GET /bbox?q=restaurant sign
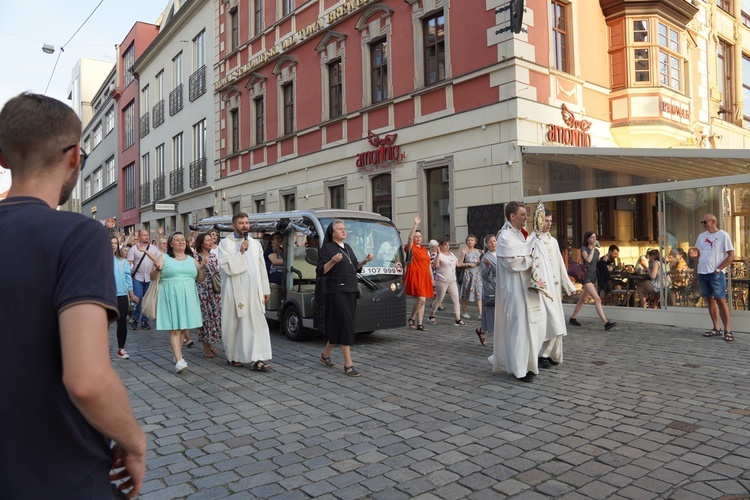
[356,130,406,172]
[547,103,592,147]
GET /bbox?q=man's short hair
[232,212,249,224]
[609,245,620,253]
[0,93,81,173]
[504,201,525,222]
[544,209,552,217]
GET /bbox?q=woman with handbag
[194,233,222,358]
[112,236,138,359]
[150,231,206,373]
[476,234,497,346]
[404,214,435,331]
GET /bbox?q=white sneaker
[117,349,130,359]
[175,358,188,373]
[462,313,471,319]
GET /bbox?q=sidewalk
[113,302,750,499]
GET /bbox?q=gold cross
[238,303,244,309]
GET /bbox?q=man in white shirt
[126,230,160,330]
[696,214,735,341]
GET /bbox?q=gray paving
[113,303,750,499]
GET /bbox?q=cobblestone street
[113,304,750,499]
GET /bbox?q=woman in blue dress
[151,231,205,373]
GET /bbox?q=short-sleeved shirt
[127,242,159,282]
[0,196,118,498]
[695,229,734,274]
[581,246,599,285]
[435,252,458,283]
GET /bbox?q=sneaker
[462,313,471,319]
[175,358,188,373]
[130,320,138,330]
[141,321,151,331]
[604,321,617,331]
[117,349,130,359]
[569,317,582,326]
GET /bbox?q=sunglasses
[700,220,715,225]
[62,144,88,170]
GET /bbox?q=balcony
[189,65,206,102]
[189,157,207,189]
[169,84,183,116]
[170,167,184,195]
[153,100,165,128]
[153,175,165,201]
[139,113,149,138]
[140,182,151,206]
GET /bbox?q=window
[156,144,165,177]
[370,39,388,103]
[230,8,239,51]
[718,40,733,114]
[372,173,392,220]
[231,201,241,215]
[171,133,184,195]
[106,156,115,185]
[632,19,650,83]
[744,0,750,28]
[423,12,446,85]
[657,22,680,91]
[193,119,206,160]
[283,192,296,210]
[425,166,451,240]
[123,102,135,148]
[172,51,183,86]
[172,133,183,172]
[551,0,569,72]
[628,19,684,90]
[254,0,263,35]
[255,97,264,144]
[156,71,164,101]
[93,122,103,148]
[328,60,343,119]
[255,197,266,214]
[123,44,135,86]
[230,108,240,153]
[282,0,294,17]
[84,176,91,199]
[105,107,115,134]
[83,136,91,155]
[94,167,102,193]
[141,85,150,111]
[743,54,750,128]
[124,164,135,209]
[717,0,732,13]
[193,30,205,70]
[283,83,294,135]
[329,185,345,209]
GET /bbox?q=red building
[114,22,159,229]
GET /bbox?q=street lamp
[42,43,55,54]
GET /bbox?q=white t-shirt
[695,229,733,274]
[127,243,160,282]
[435,252,458,283]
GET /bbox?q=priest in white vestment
[218,213,272,371]
[538,210,576,367]
[490,201,547,382]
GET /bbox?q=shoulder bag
[141,277,159,321]
[211,274,221,294]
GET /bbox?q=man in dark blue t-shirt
[0,93,146,499]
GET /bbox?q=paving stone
[534,479,575,497]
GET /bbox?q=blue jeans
[132,279,151,324]
[698,272,726,299]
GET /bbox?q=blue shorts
[698,272,727,299]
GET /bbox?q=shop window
[370,39,389,103]
[423,11,445,85]
[425,166,450,240]
[551,0,570,73]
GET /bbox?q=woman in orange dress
[404,215,435,330]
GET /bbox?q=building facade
[208,0,750,330]
[81,68,120,224]
[133,0,216,236]
[114,22,160,229]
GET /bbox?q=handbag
[141,278,159,321]
[568,261,586,282]
[211,274,221,294]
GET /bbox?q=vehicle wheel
[282,305,305,341]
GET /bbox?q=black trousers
[116,295,129,349]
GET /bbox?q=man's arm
[60,304,147,498]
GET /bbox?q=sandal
[475,328,487,346]
[319,353,335,368]
[416,324,425,331]
[455,319,467,326]
[428,316,437,325]
[203,351,216,358]
[186,340,195,348]
[251,360,271,372]
[408,318,416,330]
[703,328,722,337]
[724,331,735,342]
[344,365,361,377]
[226,360,244,367]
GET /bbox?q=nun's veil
[323,219,344,245]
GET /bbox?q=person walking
[151,232,206,373]
[317,220,373,376]
[458,234,483,319]
[476,234,497,346]
[194,233,222,358]
[569,231,617,330]
[696,214,735,341]
[403,215,434,331]
[428,237,466,326]
[127,229,160,330]
[0,92,146,498]
[112,236,139,360]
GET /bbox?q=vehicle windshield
[319,217,404,282]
